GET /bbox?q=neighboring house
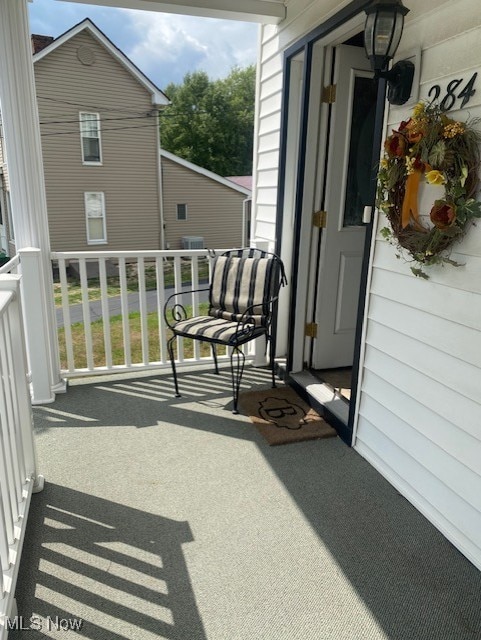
[227,176,253,243]
[0,19,170,254]
[160,149,251,250]
[0,19,249,255]
[32,19,169,252]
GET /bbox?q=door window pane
[343,77,377,226]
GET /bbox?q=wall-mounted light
[364,0,415,105]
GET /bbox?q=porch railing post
[0,273,43,635]
[18,248,60,405]
[0,274,43,489]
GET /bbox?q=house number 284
[428,72,477,110]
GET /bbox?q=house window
[80,112,102,164]
[85,192,106,243]
[177,204,187,220]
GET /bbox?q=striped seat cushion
[173,316,263,344]
[209,256,278,325]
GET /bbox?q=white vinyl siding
[254,0,481,571]
[353,0,481,571]
[85,191,106,243]
[80,112,102,164]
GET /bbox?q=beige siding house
[30,19,169,252]
[0,20,250,254]
[160,149,251,250]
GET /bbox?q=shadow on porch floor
[12,365,481,639]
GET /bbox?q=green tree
[160,66,255,176]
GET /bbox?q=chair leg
[230,345,245,414]
[212,344,219,374]
[167,335,181,398]
[269,333,277,389]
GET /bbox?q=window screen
[85,192,106,243]
[80,112,101,163]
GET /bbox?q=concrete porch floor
[12,365,481,640]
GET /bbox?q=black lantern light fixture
[364,0,414,105]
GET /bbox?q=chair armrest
[233,296,279,341]
[163,288,210,329]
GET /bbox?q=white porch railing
[51,249,257,378]
[0,256,20,276]
[0,273,43,637]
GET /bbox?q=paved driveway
[56,284,210,326]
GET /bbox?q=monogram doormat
[238,386,337,446]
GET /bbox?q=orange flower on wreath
[385,131,407,157]
[399,118,424,144]
[430,200,457,229]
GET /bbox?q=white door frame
[285,14,367,373]
[277,5,388,443]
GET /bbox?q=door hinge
[322,84,336,103]
[312,210,327,228]
[305,322,318,338]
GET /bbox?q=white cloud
[28,0,258,88]
[123,11,258,88]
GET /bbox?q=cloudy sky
[28,0,259,90]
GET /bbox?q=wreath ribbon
[401,163,432,230]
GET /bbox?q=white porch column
[0,0,64,399]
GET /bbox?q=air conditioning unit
[181,236,204,250]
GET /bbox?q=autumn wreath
[377,102,481,277]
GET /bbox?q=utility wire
[37,94,164,115]
[39,114,206,136]
[37,94,253,122]
[39,111,213,126]
[40,113,156,126]
[39,109,253,136]
[41,122,164,136]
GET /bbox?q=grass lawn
[57,304,226,370]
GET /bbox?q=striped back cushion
[209,256,278,324]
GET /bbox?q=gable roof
[160,149,252,196]
[226,176,253,191]
[33,18,170,107]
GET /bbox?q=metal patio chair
[164,248,287,413]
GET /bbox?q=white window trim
[177,203,188,221]
[80,112,102,165]
[84,191,107,244]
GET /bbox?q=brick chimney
[31,34,54,54]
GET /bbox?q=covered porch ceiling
[59,0,286,24]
